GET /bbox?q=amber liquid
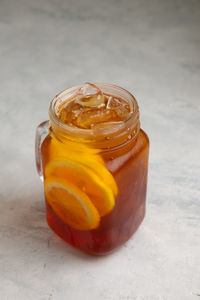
[42,130,149,255]
[42,89,149,255]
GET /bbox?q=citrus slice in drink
[44,177,100,230]
[45,159,115,216]
[81,158,118,196]
[49,138,118,196]
[49,137,103,159]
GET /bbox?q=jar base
[46,201,146,256]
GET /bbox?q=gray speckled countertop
[0,0,200,299]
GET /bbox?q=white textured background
[0,0,200,299]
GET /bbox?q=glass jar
[35,83,149,255]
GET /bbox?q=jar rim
[49,82,140,148]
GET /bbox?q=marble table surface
[0,0,199,299]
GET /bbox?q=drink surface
[57,83,132,129]
[41,83,149,255]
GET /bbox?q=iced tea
[37,83,149,255]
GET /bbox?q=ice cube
[77,83,102,98]
[75,83,105,108]
[106,96,114,109]
[92,121,124,131]
[74,107,119,129]
[106,96,131,120]
[58,84,132,129]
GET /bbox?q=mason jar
[35,83,149,255]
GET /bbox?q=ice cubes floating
[58,83,131,129]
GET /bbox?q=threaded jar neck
[49,83,140,149]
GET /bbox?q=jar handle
[35,120,49,181]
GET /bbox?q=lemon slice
[44,177,100,230]
[45,159,115,216]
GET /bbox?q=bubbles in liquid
[58,83,131,129]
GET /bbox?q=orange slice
[45,159,115,216]
[49,137,104,162]
[49,138,118,196]
[44,177,100,230]
[80,158,118,196]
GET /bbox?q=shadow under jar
[35,83,149,255]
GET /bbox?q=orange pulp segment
[45,159,115,217]
[49,138,118,196]
[44,177,100,230]
[49,137,104,161]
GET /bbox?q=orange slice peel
[44,137,118,230]
[44,177,100,230]
[45,159,115,217]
